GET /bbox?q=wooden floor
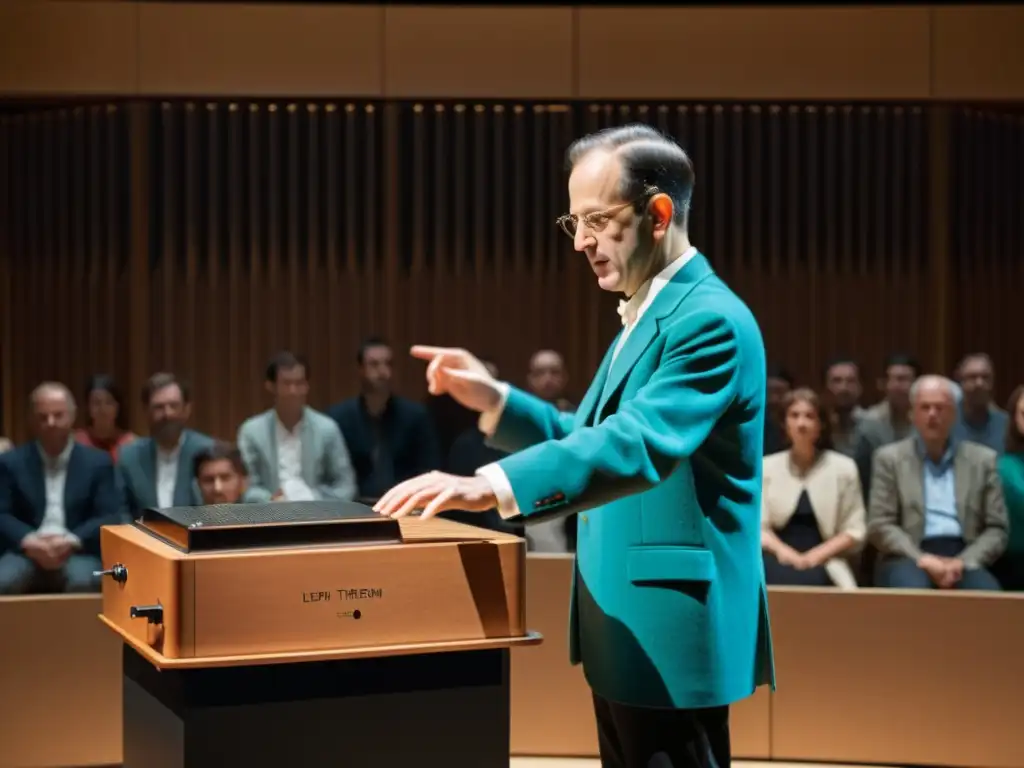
[511,761,895,768]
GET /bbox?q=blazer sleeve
[836,461,867,548]
[487,386,576,456]
[70,457,121,555]
[317,420,357,501]
[237,422,273,502]
[495,311,742,522]
[959,452,1009,568]
[867,449,923,561]
[0,457,34,550]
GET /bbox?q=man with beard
[823,358,865,457]
[118,373,213,516]
[954,353,1009,454]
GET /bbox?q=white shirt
[156,437,183,509]
[276,416,316,501]
[37,439,76,539]
[478,248,698,521]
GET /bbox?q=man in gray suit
[237,352,356,503]
[868,375,1007,590]
[119,373,213,517]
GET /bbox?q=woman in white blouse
[761,388,866,589]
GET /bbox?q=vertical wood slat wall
[0,100,1019,442]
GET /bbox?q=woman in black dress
[760,388,867,588]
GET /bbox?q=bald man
[868,375,1007,590]
[0,383,122,594]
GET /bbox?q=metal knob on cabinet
[93,563,128,584]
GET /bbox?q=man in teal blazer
[376,125,774,767]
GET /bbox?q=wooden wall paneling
[949,108,1024,401]
[136,2,385,97]
[0,116,10,436]
[2,5,1023,102]
[931,5,1024,101]
[126,102,151,433]
[3,99,1023,439]
[575,7,931,100]
[382,7,575,99]
[0,0,138,97]
[0,104,132,443]
[768,588,1024,768]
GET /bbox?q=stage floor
[511,761,895,768]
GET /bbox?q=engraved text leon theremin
[302,588,384,603]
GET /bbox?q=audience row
[0,341,1021,595]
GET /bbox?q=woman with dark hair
[994,385,1024,590]
[761,388,866,588]
[74,374,136,462]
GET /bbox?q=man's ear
[649,193,674,235]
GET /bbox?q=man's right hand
[410,346,502,413]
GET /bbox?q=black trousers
[593,694,730,768]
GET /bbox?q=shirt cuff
[476,462,522,520]
[478,382,511,437]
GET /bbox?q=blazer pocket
[627,545,716,584]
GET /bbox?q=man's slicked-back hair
[565,124,694,226]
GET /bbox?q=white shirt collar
[617,247,697,327]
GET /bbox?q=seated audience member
[763,365,793,455]
[954,353,1010,454]
[194,442,260,505]
[445,358,522,537]
[119,373,212,517]
[526,349,575,413]
[328,338,439,503]
[868,375,1007,590]
[0,383,121,594]
[823,358,865,457]
[74,374,136,462]
[525,349,578,550]
[994,385,1024,590]
[854,353,919,498]
[239,352,356,502]
[761,388,866,589]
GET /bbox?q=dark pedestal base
[122,643,510,768]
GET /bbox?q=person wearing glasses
[374,124,774,768]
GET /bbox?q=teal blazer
[491,253,775,709]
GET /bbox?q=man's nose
[573,227,592,252]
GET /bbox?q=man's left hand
[373,472,498,520]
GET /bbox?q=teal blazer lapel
[575,330,621,428]
[596,253,714,418]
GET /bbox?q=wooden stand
[97,508,541,766]
[116,627,541,768]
